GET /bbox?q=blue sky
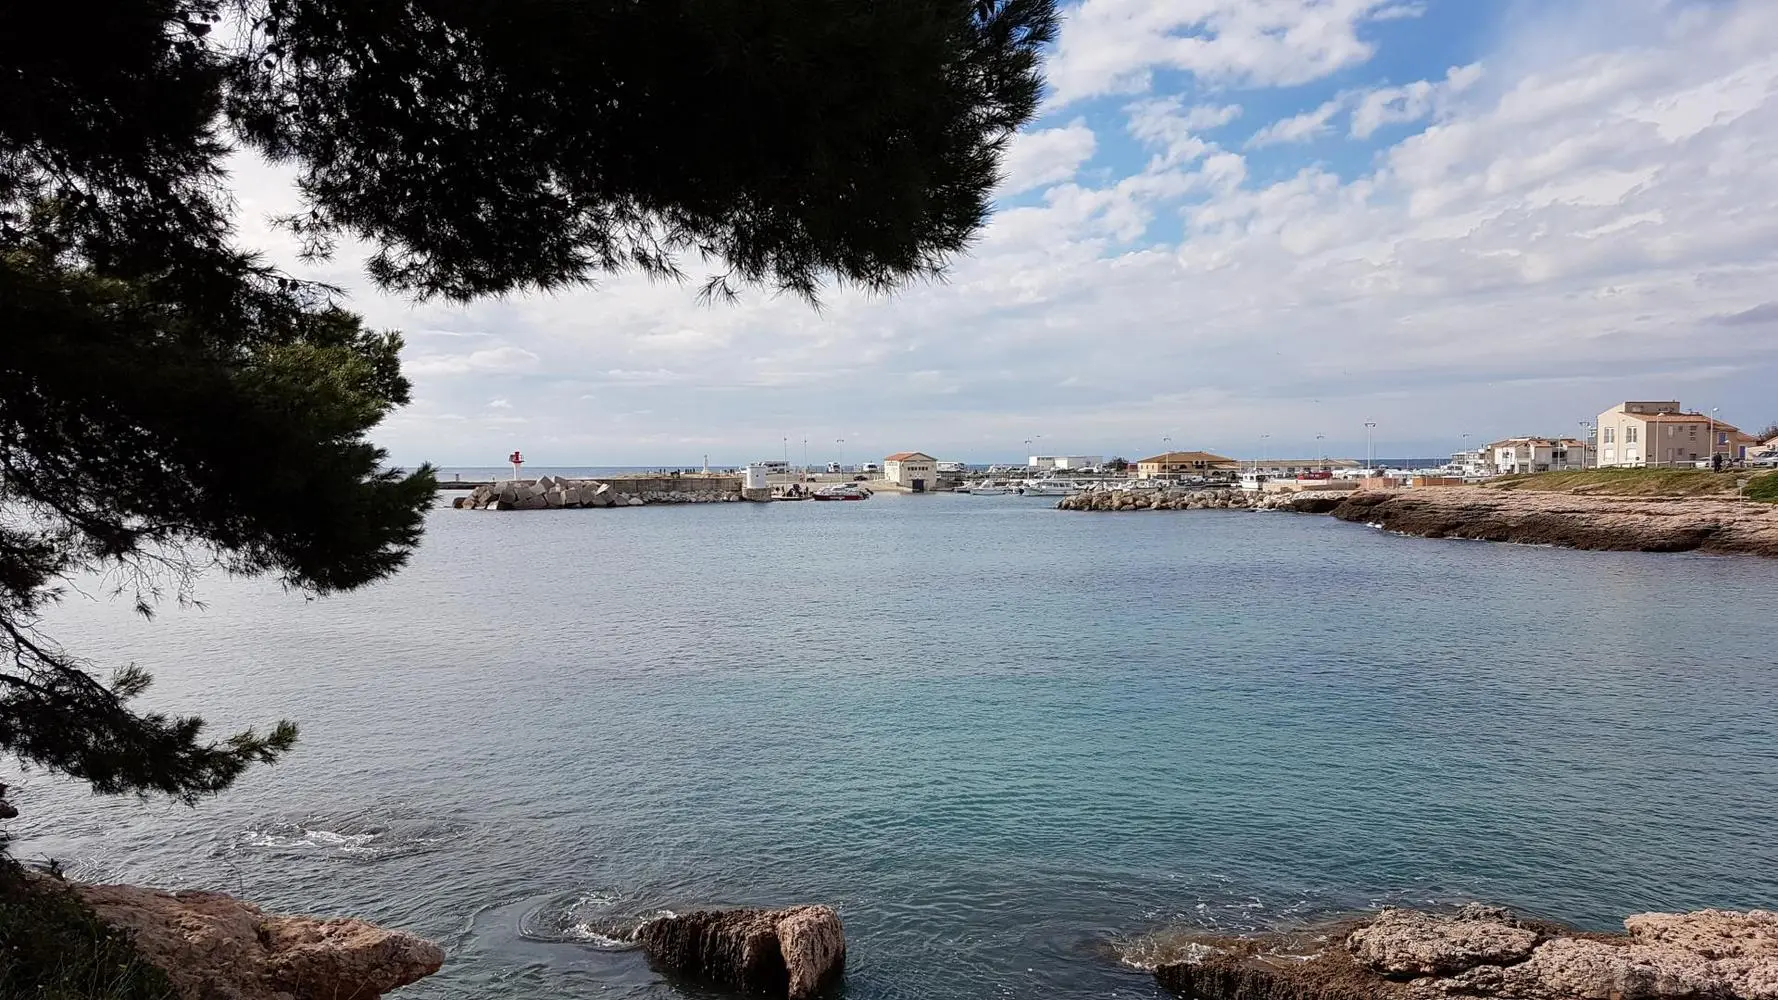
[232,0,1778,466]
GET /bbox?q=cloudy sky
[236,0,1778,467]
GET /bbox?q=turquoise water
[10,493,1778,998]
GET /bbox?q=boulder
[515,495,548,510]
[1349,907,1540,977]
[626,496,645,506]
[637,905,844,1000]
[65,881,442,1000]
[544,489,565,509]
[586,484,615,508]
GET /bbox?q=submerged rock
[1148,905,1778,1000]
[637,905,844,1000]
[63,880,443,1000]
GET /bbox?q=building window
[1626,426,1638,443]
[1603,427,1615,444]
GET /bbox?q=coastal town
[449,399,1778,509]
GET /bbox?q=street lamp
[836,438,844,472]
[1364,421,1377,472]
[1315,433,1327,469]
[1259,433,1271,470]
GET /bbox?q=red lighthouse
[508,450,524,480]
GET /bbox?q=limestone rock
[1626,911,1778,961]
[626,496,644,506]
[586,484,615,508]
[65,881,443,1000]
[1349,907,1540,976]
[1502,938,1722,1000]
[637,905,844,1000]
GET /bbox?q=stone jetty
[1134,904,1778,1000]
[451,475,747,510]
[1056,487,1321,512]
[637,905,846,1000]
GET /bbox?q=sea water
[10,493,1778,998]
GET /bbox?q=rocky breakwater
[1319,487,1778,559]
[1057,488,1323,512]
[56,878,443,1000]
[1139,904,1778,1000]
[637,905,845,1000]
[452,475,745,510]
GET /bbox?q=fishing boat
[812,485,870,501]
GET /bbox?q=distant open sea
[11,493,1777,999]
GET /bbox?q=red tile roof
[884,452,935,462]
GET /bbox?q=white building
[1486,437,1592,474]
[1445,449,1493,476]
[884,452,939,492]
[1029,455,1103,470]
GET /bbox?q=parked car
[1749,450,1778,467]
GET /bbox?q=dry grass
[1747,471,1778,504]
[1486,468,1743,497]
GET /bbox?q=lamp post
[1258,433,1271,471]
[1364,421,1377,472]
[1316,433,1327,469]
[836,438,844,472]
[1578,421,1592,470]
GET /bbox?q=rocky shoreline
[35,876,445,1000]
[1056,487,1314,512]
[1131,904,1778,1000]
[1057,486,1778,558]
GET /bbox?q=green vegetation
[0,861,173,1000]
[1486,468,1744,496]
[3,1,1057,820]
[1747,471,1778,504]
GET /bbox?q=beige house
[883,452,938,491]
[1596,401,1757,467]
[1486,437,1592,474]
[1135,451,1239,480]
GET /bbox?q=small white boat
[1238,470,1269,492]
[1021,479,1082,496]
[969,482,1013,495]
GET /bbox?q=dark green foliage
[1,0,1054,811]
[228,0,1057,300]
[0,861,177,1000]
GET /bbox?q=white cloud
[1247,98,1346,147]
[1350,63,1484,138]
[488,398,511,409]
[999,122,1098,195]
[405,346,540,377]
[1126,97,1240,169]
[1047,0,1419,104]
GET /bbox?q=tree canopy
[0,0,1057,816]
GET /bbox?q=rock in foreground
[68,881,443,1000]
[1148,905,1778,1000]
[638,905,845,999]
